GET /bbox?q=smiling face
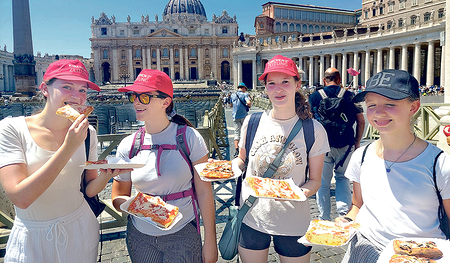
[132,91,170,121]
[365,92,419,136]
[265,72,300,111]
[42,78,88,109]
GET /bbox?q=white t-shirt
[114,122,209,236]
[0,116,98,221]
[345,142,450,249]
[239,111,330,236]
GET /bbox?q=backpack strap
[303,118,315,182]
[432,150,450,239]
[85,129,90,161]
[318,89,328,99]
[337,87,346,98]
[360,142,372,165]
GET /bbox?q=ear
[296,79,302,91]
[410,100,420,115]
[40,83,49,98]
[162,97,172,108]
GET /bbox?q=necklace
[384,134,416,173]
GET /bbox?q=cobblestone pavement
[0,107,348,262]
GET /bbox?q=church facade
[90,0,238,85]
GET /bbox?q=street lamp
[119,72,130,87]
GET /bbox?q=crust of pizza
[200,160,234,179]
[127,192,179,228]
[389,254,437,263]
[393,240,443,259]
[304,219,360,246]
[246,177,301,200]
[85,159,108,165]
[56,104,94,121]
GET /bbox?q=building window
[399,0,405,9]
[101,28,107,35]
[152,51,156,58]
[103,49,108,59]
[223,48,228,58]
[388,3,394,12]
[204,29,209,35]
[411,15,417,25]
[398,18,404,27]
[175,49,179,58]
[163,48,169,57]
[379,6,383,15]
[424,12,431,22]
[205,48,209,58]
[190,48,196,57]
[372,9,376,17]
[151,29,155,33]
[189,28,195,34]
[222,26,228,34]
[438,9,444,18]
[120,30,125,36]
[387,21,393,29]
[134,29,139,35]
[121,50,126,59]
[365,11,369,18]
[411,0,417,6]
[174,29,178,33]
[135,49,141,58]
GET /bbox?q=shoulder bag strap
[303,118,315,182]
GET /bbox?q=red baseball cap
[118,69,173,98]
[258,55,300,81]
[40,59,100,91]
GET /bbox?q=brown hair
[159,91,194,128]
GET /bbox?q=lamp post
[119,72,130,87]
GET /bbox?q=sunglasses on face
[127,92,167,104]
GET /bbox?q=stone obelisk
[12,0,37,96]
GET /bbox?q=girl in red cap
[111,69,218,263]
[0,59,130,262]
[233,55,329,262]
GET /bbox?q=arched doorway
[101,62,111,84]
[221,61,230,81]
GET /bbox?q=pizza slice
[389,255,437,263]
[127,192,179,228]
[200,160,234,179]
[85,159,108,165]
[56,104,94,121]
[393,240,443,259]
[304,219,360,246]
[246,177,302,200]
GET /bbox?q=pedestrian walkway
[0,106,348,263]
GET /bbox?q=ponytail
[295,92,312,120]
[165,100,194,128]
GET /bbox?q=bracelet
[343,216,353,222]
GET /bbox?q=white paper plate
[297,225,357,247]
[377,237,450,262]
[120,195,183,231]
[80,163,145,170]
[244,176,307,201]
[194,159,242,182]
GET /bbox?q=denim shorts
[239,223,312,257]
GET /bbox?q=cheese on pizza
[304,219,360,246]
[393,240,443,260]
[246,177,301,200]
[85,159,108,165]
[56,104,94,121]
[389,254,437,263]
[200,160,234,179]
[127,192,179,228]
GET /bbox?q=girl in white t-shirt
[0,59,130,263]
[111,69,218,263]
[234,55,329,263]
[339,69,450,263]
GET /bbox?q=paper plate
[195,159,242,182]
[120,195,183,231]
[80,156,145,170]
[377,237,450,262]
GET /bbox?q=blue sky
[0,0,362,58]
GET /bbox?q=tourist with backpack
[231,83,252,158]
[233,55,329,263]
[309,67,365,221]
[338,69,450,262]
[111,69,218,263]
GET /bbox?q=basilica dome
[163,0,207,20]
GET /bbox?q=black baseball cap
[353,69,420,103]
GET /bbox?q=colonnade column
[180,46,184,79]
[401,45,408,71]
[365,50,370,85]
[212,45,217,81]
[128,47,133,79]
[198,46,203,80]
[252,58,257,89]
[353,52,358,87]
[342,53,347,86]
[309,56,314,87]
[413,43,421,81]
[169,46,174,79]
[146,46,151,69]
[237,60,242,87]
[330,54,335,68]
[142,46,146,70]
[389,47,395,69]
[426,41,434,87]
[185,47,189,79]
[441,45,445,87]
[319,55,324,86]
[376,49,383,73]
[156,46,161,71]
[112,46,118,83]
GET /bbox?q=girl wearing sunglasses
[111,69,218,263]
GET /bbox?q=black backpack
[315,88,356,148]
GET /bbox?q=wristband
[343,216,353,222]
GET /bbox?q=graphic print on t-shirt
[250,134,304,179]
